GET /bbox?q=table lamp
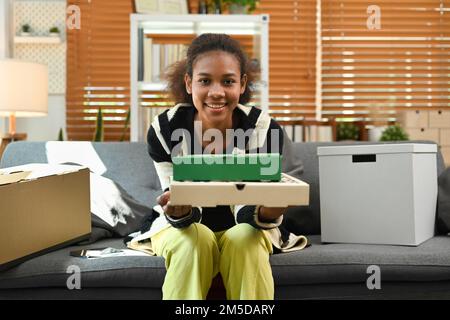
[0,59,48,139]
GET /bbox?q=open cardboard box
[0,164,91,271]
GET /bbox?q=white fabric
[153,161,173,191]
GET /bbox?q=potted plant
[336,122,360,141]
[20,24,31,36]
[222,0,259,14]
[379,124,409,141]
[49,26,60,37]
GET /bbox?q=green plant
[58,128,64,141]
[49,26,60,33]
[222,0,259,13]
[91,108,131,142]
[93,108,104,142]
[379,124,409,141]
[119,109,130,142]
[21,24,31,33]
[336,122,360,141]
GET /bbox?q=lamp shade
[0,59,48,117]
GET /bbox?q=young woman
[143,33,306,300]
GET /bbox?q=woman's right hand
[157,191,192,218]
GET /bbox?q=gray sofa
[1,141,449,300]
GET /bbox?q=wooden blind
[66,0,132,141]
[321,0,450,122]
[256,0,317,118]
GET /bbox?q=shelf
[14,36,62,44]
[139,82,166,91]
[136,14,267,36]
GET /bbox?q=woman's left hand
[258,206,287,222]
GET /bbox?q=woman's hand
[258,206,287,222]
[157,191,192,218]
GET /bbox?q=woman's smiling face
[185,50,247,130]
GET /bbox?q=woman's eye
[199,79,210,85]
[224,79,235,85]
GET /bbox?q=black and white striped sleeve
[147,118,173,192]
[147,110,201,228]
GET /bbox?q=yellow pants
[151,222,274,300]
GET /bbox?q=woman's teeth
[206,104,225,109]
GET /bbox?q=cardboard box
[0,164,91,271]
[318,144,437,246]
[170,173,309,207]
[173,154,282,182]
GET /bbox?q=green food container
[173,153,281,182]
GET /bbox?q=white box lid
[317,143,437,156]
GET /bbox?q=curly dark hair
[164,33,259,105]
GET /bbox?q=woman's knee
[191,223,217,247]
[220,223,266,248]
[156,223,218,255]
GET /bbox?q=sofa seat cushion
[2,235,450,290]
[0,238,166,289]
[270,235,450,286]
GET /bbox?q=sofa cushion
[0,238,166,289]
[1,235,450,290]
[88,171,153,240]
[437,167,450,234]
[271,235,450,286]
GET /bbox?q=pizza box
[170,173,309,207]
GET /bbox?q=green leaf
[379,125,409,141]
[93,108,104,142]
[337,123,360,141]
[119,109,130,142]
[58,128,64,141]
[222,0,259,12]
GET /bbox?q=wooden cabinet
[398,110,450,167]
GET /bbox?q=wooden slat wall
[321,0,450,121]
[66,0,132,141]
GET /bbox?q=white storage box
[170,173,309,207]
[318,143,438,246]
